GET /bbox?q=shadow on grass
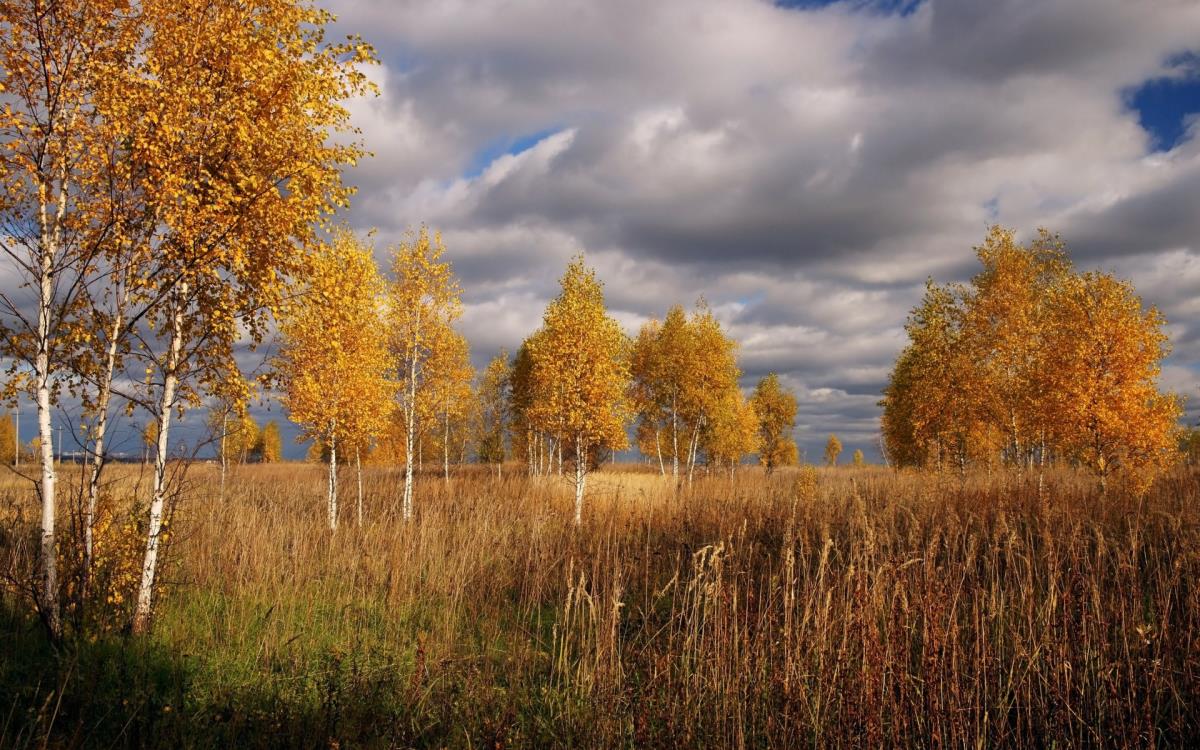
[0,598,587,749]
[0,601,407,748]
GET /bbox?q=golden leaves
[629,301,747,469]
[387,225,468,437]
[524,256,630,452]
[750,373,798,473]
[882,226,1182,490]
[277,229,393,452]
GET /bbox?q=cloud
[315,0,1200,458]
[11,1,1197,461]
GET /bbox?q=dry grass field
[2,462,1200,747]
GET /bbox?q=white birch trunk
[573,432,586,526]
[655,427,665,476]
[327,427,338,532]
[356,446,363,527]
[670,395,680,479]
[35,295,58,634]
[402,314,418,520]
[132,284,186,634]
[84,303,126,581]
[403,400,415,521]
[219,412,228,501]
[35,161,65,635]
[443,410,450,485]
[686,419,702,484]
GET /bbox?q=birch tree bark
[443,411,450,484]
[83,302,125,587]
[574,433,586,526]
[35,246,59,635]
[403,341,417,521]
[133,283,186,634]
[328,426,338,532]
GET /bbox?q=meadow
[2,462,1199,748]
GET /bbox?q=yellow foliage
[824,435,843,467]
[388,227,465,453]
[629,302,746,473]
[751,373,799,474]
[881,226,1182,490]
[277,230,394,459]
[525,256,631,459]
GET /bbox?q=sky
[15,0,1200,463]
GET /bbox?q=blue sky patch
[1126,54,1200,152]
[464,128,562,178]
[775,0,922,15]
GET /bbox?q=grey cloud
[15,0,1193,463]
[317,0,1200,461]
[1060,162,1200,262]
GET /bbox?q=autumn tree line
[0,0,805,640]
[881,226,1185,490]
[0,0,1191,647]
[273,233,805,529]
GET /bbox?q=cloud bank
[316,0,1200,461]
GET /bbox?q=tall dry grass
[2,462,1199,747]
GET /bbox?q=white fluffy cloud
[324,0,1200,459]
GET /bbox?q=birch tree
[277,231,392,531]
[526,257,630,524]
[881,226,1182,490]
[705,390,758,477]
[388,227,462,520]
[119,0,373,633]
[0,413,15,465]
[750,373,798,474]
[1041,272,1181,491]
[629,303,741,481]
[628,307,692,477]
[475,350,510,477]
[423,328,473,483]
[0,0,136,637]
[824,434,843,466]
[257,421,283,463]
[964,226,1070,467]
[681,304,740,481]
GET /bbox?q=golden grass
[2,461,1199,747]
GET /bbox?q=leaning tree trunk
[84,302,125,587]
[671,396,679,480]
[133,284,186,635]
[686,419,702,484]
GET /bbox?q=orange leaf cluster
[881,226,1182,491]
